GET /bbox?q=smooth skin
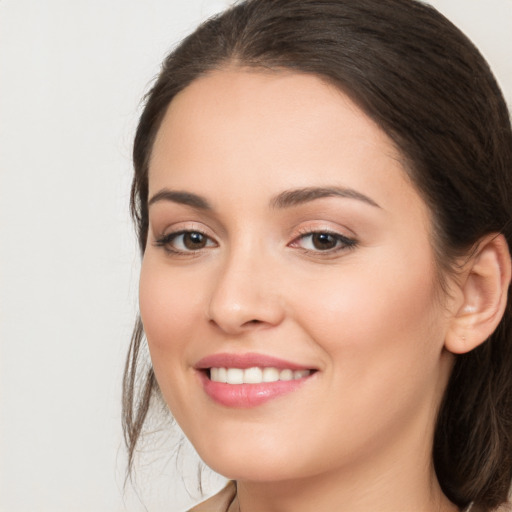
[139,69,510,512]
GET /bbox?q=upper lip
[195,352,315,371]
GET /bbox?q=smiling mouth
[208,367,313,384]
[197,358,317,407]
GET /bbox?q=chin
[195,437,320,483]
[207,459,302,483]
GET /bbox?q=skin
[139,69,461,511]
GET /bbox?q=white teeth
[218,367,227,382]
[226,368,244,384]
[244,367,263,384]
[209,367,311,384]
[280,369,294,381]
[262,367,280,382]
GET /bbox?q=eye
[154,230,217,254]
[290,231,357,253]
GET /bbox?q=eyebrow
[147,185,381,211]
[271,186,381,209]
[148,189,212,210]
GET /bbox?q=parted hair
[123,1,512,509]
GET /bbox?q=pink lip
[195,352,316,408]
[195,352,311,371]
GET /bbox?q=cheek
[291,251,444,378]
[284,254,447,459]
[139,256,201,367]
[138,255,209,423]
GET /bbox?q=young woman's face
[140,70,455,482]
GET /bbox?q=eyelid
[152,219,215,239]
[152,222,219,255]
[288,224,358,255]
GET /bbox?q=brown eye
[290,231,357,254]
[311,233,338,250]
[155,230,216,253]
[183,231,208,250]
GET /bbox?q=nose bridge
[207,235,284,332]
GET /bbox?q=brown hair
[123,1,512,509]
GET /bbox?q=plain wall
[1,1,510,511]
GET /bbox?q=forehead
[149,68,423,217]
[152,68,399,163]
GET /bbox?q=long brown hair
[123,1,512,509]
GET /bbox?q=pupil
[184,232,206,249]
[312,233,336,250]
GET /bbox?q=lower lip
[198,371,312,408]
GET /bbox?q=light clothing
[189,481,238,512]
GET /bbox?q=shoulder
[188,481,238,512]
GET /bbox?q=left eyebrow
[270,186,381,209]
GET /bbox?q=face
[140,69,455,483]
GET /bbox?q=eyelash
[289,229,358,255]
[153,230,216,255]
[153,229,358,256]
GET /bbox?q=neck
[236,465,458,512]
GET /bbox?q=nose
[207,247,285,334]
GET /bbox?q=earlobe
[445,233,511,355]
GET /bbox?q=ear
[445,233,511,355]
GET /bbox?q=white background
[1,1,511,511]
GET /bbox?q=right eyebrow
[147,189,212,210]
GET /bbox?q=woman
[123,0,512,510]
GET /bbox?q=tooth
[218,367,227,383]
[211,366,311,384]
[226,368,244,384]
[244,367,263,384]
[262,367,280,382]
[279,369,294,381]
[293,370,310,379]
[210,368,226,383]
